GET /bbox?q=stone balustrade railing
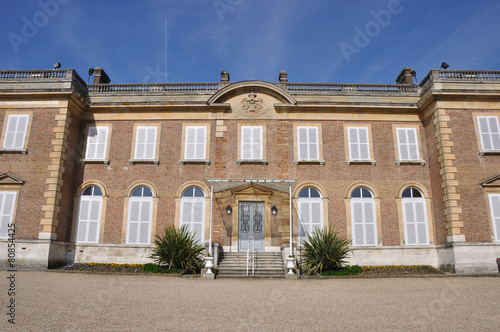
[2,69,500,97]
[88,82,223,93]
[420,69,500,93]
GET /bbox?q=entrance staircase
[217,252,284,278]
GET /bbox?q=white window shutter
[252,127,262,159]
[3,115,29,150]
[0,192,17,239]
[359,128,369,160]
[404,200,429,245]
[352,201,365,245]
[489,194,500,241]
[352,199,377,246]
[398,129,409,160]
[180,199,205,243]
[127,199,152,244]
[398,128,419,160]
[85,126,108,160]
[349,128,359,160]
[348,127,370,160]
[309,127,319,160]
[185,126,206,159]
[298,127,308,159]
[185,127,196,159]
[241,126,262,159]
[135,127,157,159]
[489,117,500,150]
[479,116,500,151]
[241,127,252,159]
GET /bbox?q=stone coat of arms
[241,93,263,116]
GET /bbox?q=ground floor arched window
[180,186,205,243]
[76,185,103,243]
[402,187,429,245]
[126,186,153,244]
[297,187,323,243]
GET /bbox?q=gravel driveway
[1,271,499,331]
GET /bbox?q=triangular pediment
[230,183,274,196]
[481,175,500,187]
[0,173,25,185]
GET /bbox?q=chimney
[279,70,288,82]
[221,70,230,82]
[396,67,414,85]
[93,67,111,84]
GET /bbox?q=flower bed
[320,265,444,277]
[59,262,181,274]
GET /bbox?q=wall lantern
[271,205,278,215]
[226,205,232,215]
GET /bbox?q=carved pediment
[481,175,500,187]
[230,183,274,196]
[0,173,25,185]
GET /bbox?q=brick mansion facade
[0,67,499,273]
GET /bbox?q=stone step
[217,252,285,278]
[217,274,284,279]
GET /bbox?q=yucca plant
[300,227,352,274]
[149,225,205,273]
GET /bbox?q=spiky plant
[300,227,352,274]
[149,225,205,273]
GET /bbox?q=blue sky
[1,0,499,84]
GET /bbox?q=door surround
[230,184,273,250]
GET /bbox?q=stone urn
[205,256,215,274]
[286,257,295,275]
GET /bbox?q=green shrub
[149,225,205,273]
[143,263,180,274]
[320,265,362,276]
[300,227,352,274]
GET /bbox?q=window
[297,187,323,243]
[2,114,29,150]
[76,186,103,243]
[180,186,205,243]
[85,126,109,160]
[184,126,207,159]
[477,116,500,151]
[488,194,500,241]
[126,186,153,244]
[397,128,419,160]
[134,126,158,160]
[241,126,263,160]
[402,187,429,245]
[297,126,319,160]
[346,126,372,161]
[351,187,377,246]
[0,191,17,239]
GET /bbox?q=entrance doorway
[238,201,265,252]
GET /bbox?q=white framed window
[297,126,319,160]
[397,128,419,160]
[184,126,207,160]
[126,186,153,244]
[402,187,429,245]
[488,193,500,241]
[478,116,500,151]
[85,126,109,160]
[348,127,370,160]
[134,126,157,160]
[351,187,377,246]
[0,191,17,239]
[2,114,29,150]
[180,186,205,243]
[241,126,263,160]
[297,187,323,243]
[76,186,103,243]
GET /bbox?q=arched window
[402,187,429,245]
[126,186,153,244]
[297,187,323,242]
[76,185,103,243]
[180,186,205,243]
[351,187,377,246]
